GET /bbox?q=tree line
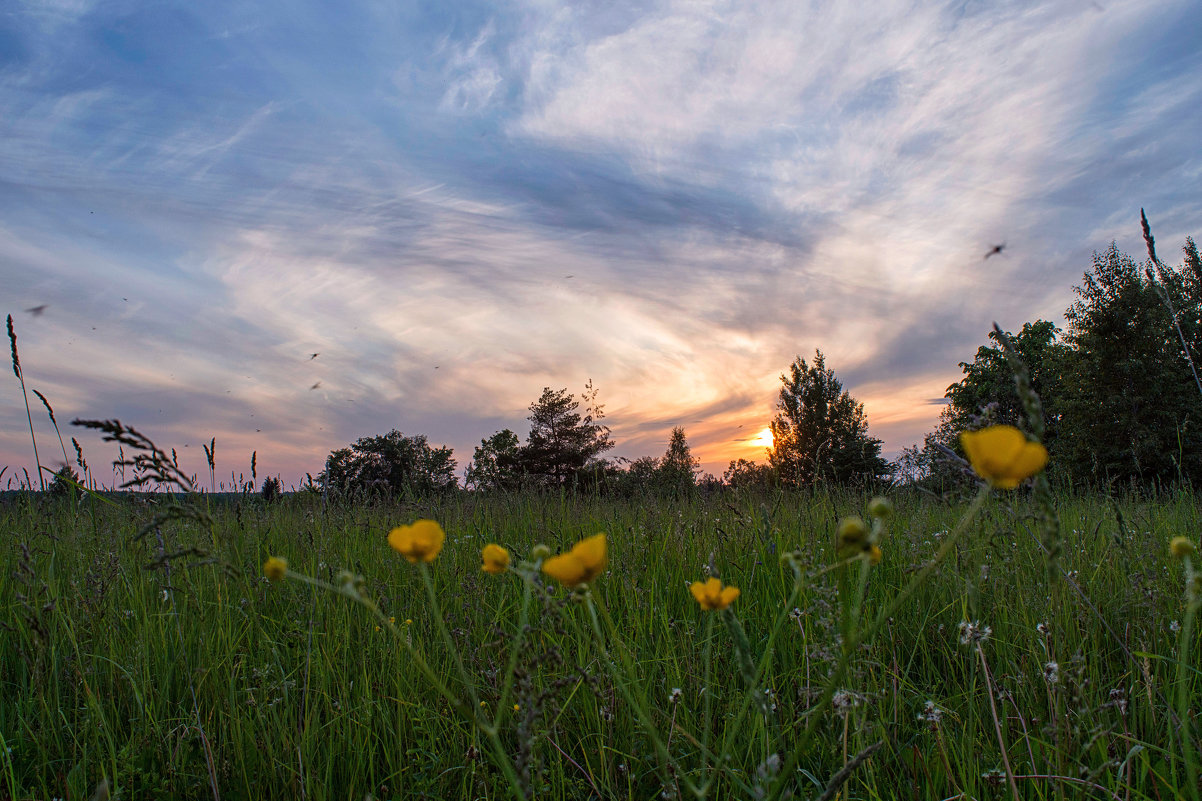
[902,236,1202,490]
[315,232,1200,498]
[315,350,889,497]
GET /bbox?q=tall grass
[0,484,1196,800]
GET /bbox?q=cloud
[2,0,1200,486]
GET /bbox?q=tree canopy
[520,384,615,488]
[1057,239,1202,484]
[320,430,457,497]
[920,236,1202,488]
[768,351,889,487]
[465,429,523,492]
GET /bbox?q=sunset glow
[1,1,1198,487]
[753,428,774,449]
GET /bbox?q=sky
[2,0,1201,490]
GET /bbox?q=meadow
[1,480,1198,800]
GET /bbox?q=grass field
[1,482,1198,801]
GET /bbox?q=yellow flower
[513,703,520,712]
[388,520,446,563]
[689,577,740,611]
[1170,536,1196,559]
[868,496,893,518]
[837,516,868,556]
[481,544,511,574]
[541,533,607,587]
[959,425,1048,489]
[404,618,413,626]
[867,545,882,565]
[263,556,288,582]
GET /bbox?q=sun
[751,427,774,448]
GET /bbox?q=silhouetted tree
[47,465,80,497]
[1057,240,1202,484]
[768,350,888,487]
[921,320,1068,486]
[908,236,1202,488]
[465,429,523,491]
[320,430,457,496]
[941,321,1066,441]
[722,459,776,490]
[656,426,699,496]
[260,475,283,502]
[619,456,660,495]
[519,384,614,487]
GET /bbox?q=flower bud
[1170,536,1196,559]
[531,544,552,561]
[868,496,893,519]
[837,516,868,547]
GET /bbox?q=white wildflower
[917,700,943,726]
[958,620,992,646]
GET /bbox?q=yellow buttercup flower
[960,425,1048,489]
[1170,536,1196,559]
[867,545,882,565]
[263,556,288,582]
[481,544,511,574]
[388,520,446,563]
[541,533,607,587]
[689,577,740,611]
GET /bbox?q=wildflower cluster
[248,451,1060,801]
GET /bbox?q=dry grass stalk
[7,314,44,490]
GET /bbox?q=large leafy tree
[465,429,523,491]
[937,320,1068,454]
[722,458,776,490]
[519,384,614,487]
[768,350,888,486]
[899,324,1046,489]
[320,430,457,496]
[1057,240,1202,484]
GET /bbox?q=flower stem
[1176,558,1201,801]
[977,643,1021,801]
[495,568,535,726]
[419,563,482,711]
[765,484,991,801]
[698,613,715,796]
[588,591,700,799]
